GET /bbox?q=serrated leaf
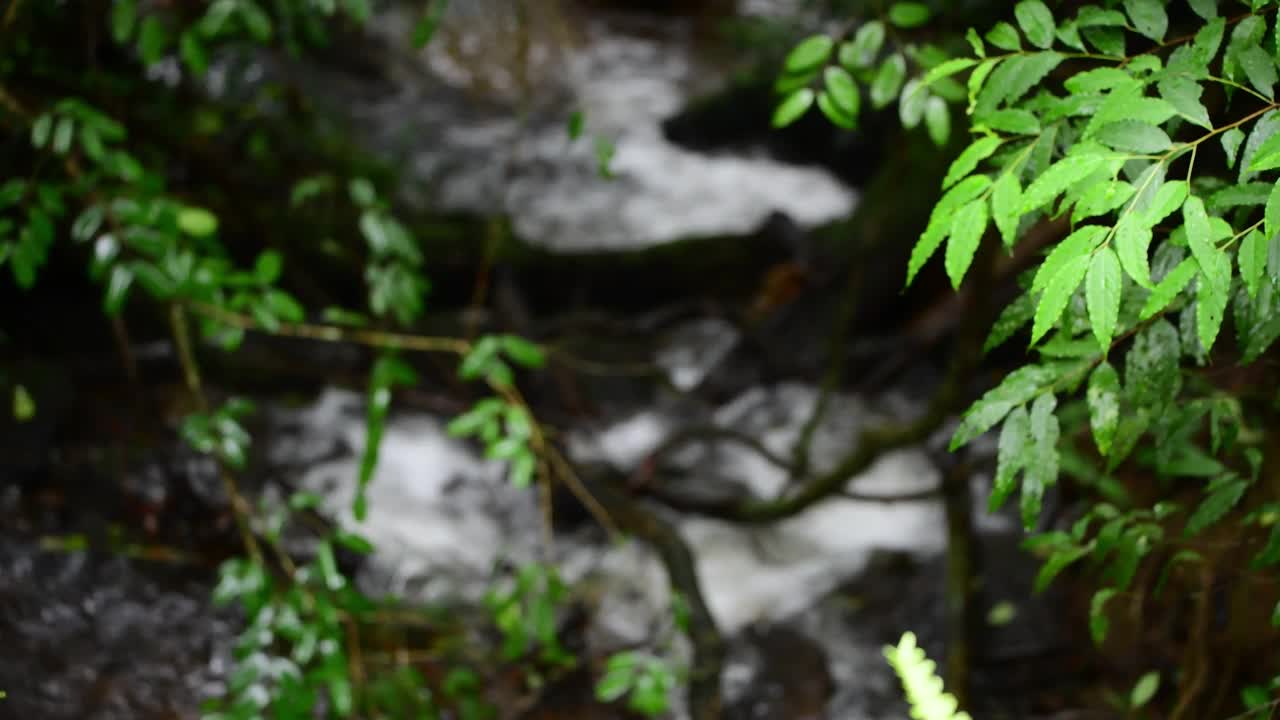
[1014,1,1055,49]
[1096,121,1171,153]
[992,172,1022,248]
[1065,67,1138,95]
[1032,253,1091,345]
[1126,319,1181,407]
[1240,44,1278,98]
[785,35,834,73]
[1082,26,1126,57]
[1241,110,1280,181]
[887,2,930,28]
[1022,393,1059,529]
[870,54,907,109]
[1092,94,1177,130]
[1088,362,1121,455]
[1123,0,1167,41]
[985,292,1034,353]
[907,175,992,286]
[1197,273,1229,353]
[1035,545,1090,593]
[951,364,1057,450]
[976,52,1063,116]
[1140,258,1197,319]
[772,88,814,128]
[1183,196,1228,290]
[1220,128,1245,168]
[944,137,1003,189]
[1143,179,1188,227]
[990,405,1031,511]
[1208,182,1271,212]
[946,199,988,288]
[1185,478,1247,535]
[921,57,978,91]
[1033,225,1107,295]
[1021,154,1108,214]
[983,109,1040,135]
[1073,181,1136,224]
[1240,229,1267,300]
[1087,248,1123,350]
[1157,76,1211,129]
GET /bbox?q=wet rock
[724,624,833,720]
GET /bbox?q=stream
[0,2,1079,719]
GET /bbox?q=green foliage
[883,632,972,720]
[785,1,1280,710]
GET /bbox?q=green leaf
[1021,154,1108,214]
[924,97,950,146]
[51,117,75,155]
[1073,181,1136,224]
[844,21,885,69]
[966,27,986,57]
[1126,319,1182,407]
[31,114,52,149]
[104,264,134,315]
[1034,545,1090,593]
[991,172,1023,248]
[1123,0,1167,42]
[870,54,907,109]
[1087,361,1121,456]
[990,405,1031,511]
[1188,0,1217,20]
[945,199,988,288]
[943,136,1002,190]
[772,88,814,128]
[1065,68,1138,95]
[596,665,636,703]
[1032,253,1091,345]
[1014,1,1055,49]
[1023,392,1059,529]
[1240,229,1267,300]
[1158,76,1211,129]
[1240,44,1278,98]
[500,334,546,368]
[817,92,856,129]
[1185,477,1247,535]
[1197,274,1229,354]
[888,2,930,28]
[412,0,448,48]
[1183,196,1228,291]
[1082,26,1125,56]
[1033,225,1107,295]
[785,35,834,73]
[238,2,273,42]
[1090,588,1116,645]
[179,30,208,76]
[349,177,377,208]
[1095,121,1171,153]
[920,58,978,91]
[976,52,1063,115]
[950,364,1056,450]
[1092,94,1177,130]
[12,384,35,422]
[509,450,536,488]
[986,292,1034,353]
[112,0,137,43]
[177,207,219,237]
[823,66,859,119]
[983,109,1040,135]
[1086,247,1122,350]
[906,174,992,286]
[985,22,1022,52]
[1143,179,1189,227]
[138,15,169,66]
[898,79,926,128]
[255,250,283,284]
[1140,258,1197,319]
